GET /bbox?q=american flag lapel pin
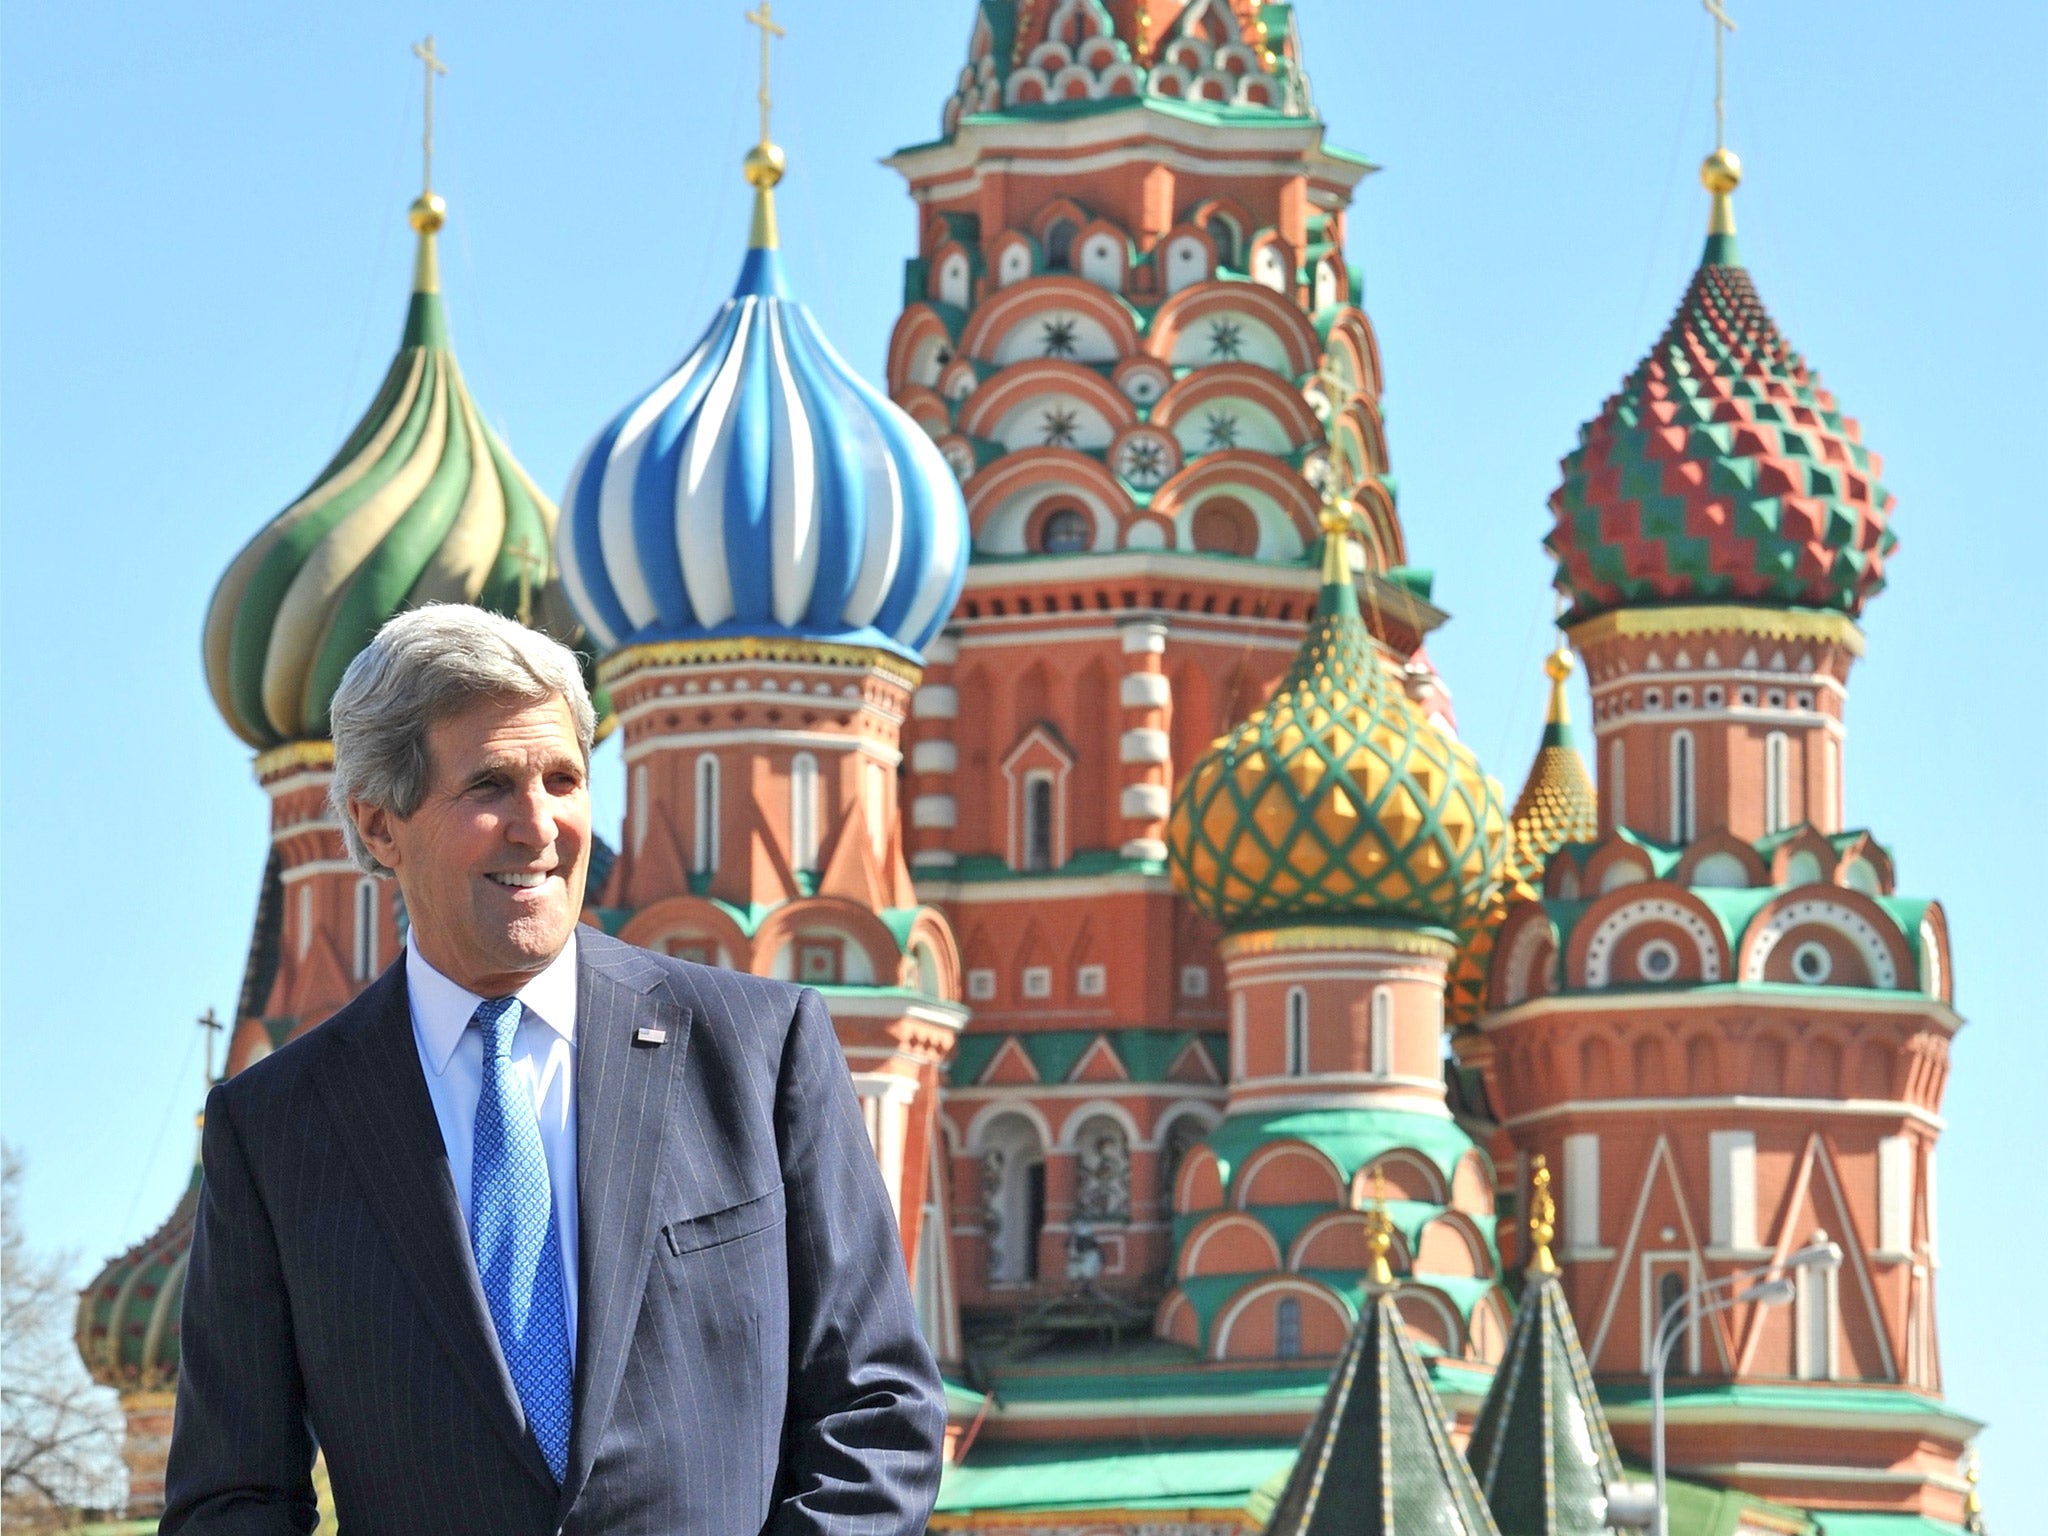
[633,1025,669,1048]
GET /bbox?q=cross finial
[197,1007,225,1088]
[507,536,546,627]
[411,35,450,195]
[744,3,786,148]
[1703,0,1736,152]
[1311,354,1362,585]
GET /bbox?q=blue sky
[4,0,2041,1512]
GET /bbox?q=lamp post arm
[1651,1273,1792,1536]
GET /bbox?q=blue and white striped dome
[557,234,968,665]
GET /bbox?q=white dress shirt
[406,928,580,1356]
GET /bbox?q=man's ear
[349,797,402,873]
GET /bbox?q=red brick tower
[886,0,1449,1322]
[1464,153,1975,1520]
[555,111,975,1357]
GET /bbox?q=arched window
[1231,991,1247,1079]
[980,1116,1047,1285]
[297,882,313,960]
[1204,214,1240,269]
[790,753,820,874]
[1191,497,1256,556]
[1607,738,1626,834]
[1764,732,1790,834]
[1072,1115,1131,1224]
[632,763,650,856]
[1274,1296,1302,1360]
[1038,506,1091,554]
[694,754,720,875]
[1284,988,1309,1076]
[352,877,379,982]
[1368,987,1392,1077]
[1670,730,1696,844]
[1043,217,1078,271]
[1023,772,1055,871]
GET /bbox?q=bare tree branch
[1,1143,126,1527]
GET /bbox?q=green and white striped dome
[204,194,584,749]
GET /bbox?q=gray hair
[328,604,597,873]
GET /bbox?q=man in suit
[163,605,946,1534]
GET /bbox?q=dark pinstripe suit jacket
[162,931,945,1535]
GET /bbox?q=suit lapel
[559,935,692,1515]
[316,956,559,1494]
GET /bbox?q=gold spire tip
[1526,1154,1560,1276]
[1701,148,1740,238]
[409,36,450,290]
[1362,1166,1395,1287]
[1701,1,1739,236]
[1543,645,1574,725]
[1318,500,1354,585]
[742,3,788,248]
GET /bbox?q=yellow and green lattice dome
[1168,530,1508,932]
[1445,646,1599,1027]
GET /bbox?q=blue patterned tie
[469,996,572,1482]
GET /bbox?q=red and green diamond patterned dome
[1547,152,1897,620]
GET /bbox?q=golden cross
[744,3,786,147]
[1703,0,1736,151]
[508,536,545,626]
[412,34,450,193]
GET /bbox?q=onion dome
[77,1157,198,1393]
[1547,150,1897,620]
[941,1,1315,138]
[1260,1199,1501,1536]
[204,191,590,748]
[1466,1159,1625,1534]
[1446,647,1599,1027]
[1168,512,1507,932]
[557,141,968,666]
[1506,648,1600,883]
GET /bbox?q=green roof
[1205,1106,1484,1189]
[1600,1380,1980,1432]
[1804,1516,1966,1536]
[936,1438,1299,1515]
[948,1029,1225,1087]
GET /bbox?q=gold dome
[1444,645,1599,1027]
[1167,545,1507,933]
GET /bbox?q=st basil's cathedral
[74,4,1984,1532]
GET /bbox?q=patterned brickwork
[1548,244,1896,619]
[1167,574,1505,933]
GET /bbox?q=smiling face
[349,693,591,997]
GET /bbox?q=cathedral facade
[78,4,1980,1531]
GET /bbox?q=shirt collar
[406,927,580,1078]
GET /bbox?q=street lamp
[1642,1235,1843,1536]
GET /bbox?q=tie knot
[473,996,523,1058]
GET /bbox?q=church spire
[407,34,449,298]
[742,2,786,251]
[1700,1,1742,263]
